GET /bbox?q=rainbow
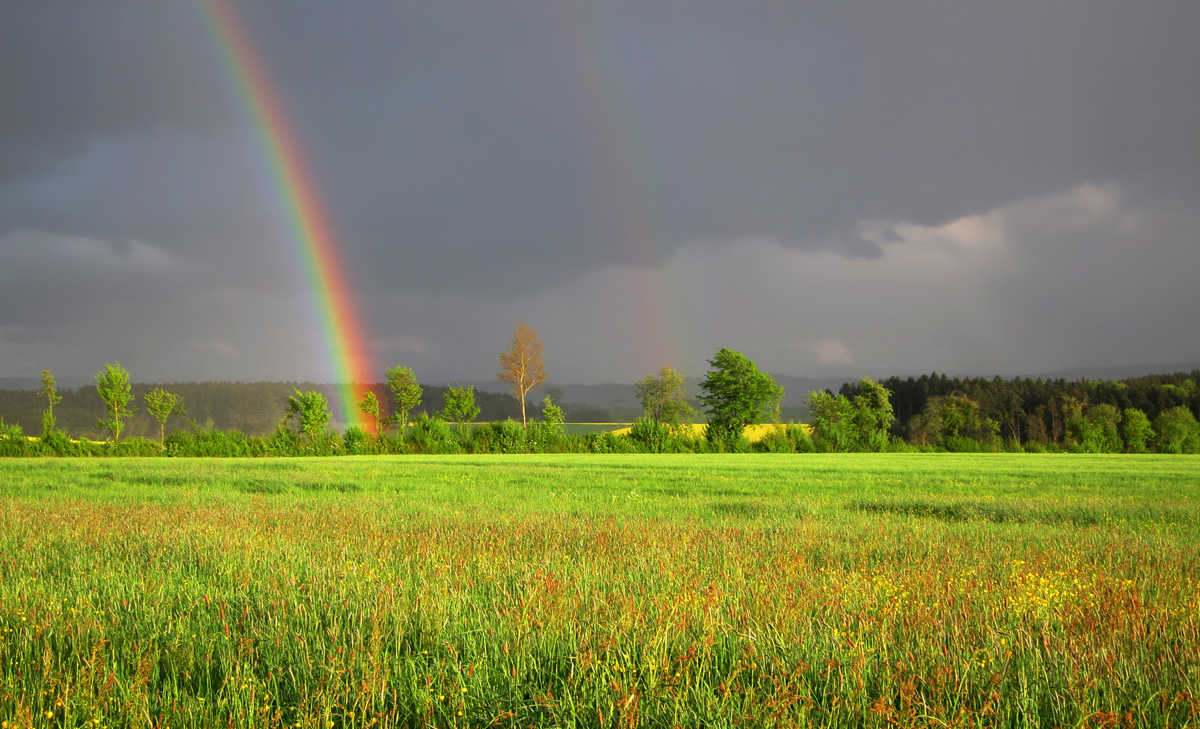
[195,0,373,429]
[546,2,690,374]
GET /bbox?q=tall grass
[0,455,1197,727]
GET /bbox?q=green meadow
[1,454,1198,728]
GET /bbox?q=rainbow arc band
[198,0,373,429]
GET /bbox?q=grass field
[1,454,1198,728]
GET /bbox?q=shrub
[474,420,527,454]
[264,421,299,456]
[526,399,567,453]
[753,424,814,454]
[40,429,73,457]
[526,421,567,453]
[629,416,674,453]
[705,431,751,453]
[582,431,637,454]
[944,436,981,453]
[885,436,920,453]
[0,419,31,457]
[787,424,817,453]
[165,428,259,457]
[342,426,371,455]
[110,437,163,457]
[408,414,460,454]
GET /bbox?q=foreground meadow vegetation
[1,455,1198,728]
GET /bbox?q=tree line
[865,371,1200,453]
[2,323,1198,456]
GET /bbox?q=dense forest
[855,371,1200,448]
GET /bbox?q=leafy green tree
[525,395,568,453]
[541,395,565,427]
[1084,404,1123,453]
[1122,408,1154,454]
[1154,406,1200,454]
[95,362,136,442]
[287,388,332,442]
[938,395,979,443]
[808,391,858,452]
[358,390,385,436]
[849,378,895,452]
[144,387,185,443]
[635,366,697,430]
[698,348,783,447]
[442,385,481,435]
[385,366,422,440]
[810,378,895,452]
[39,369,63,440]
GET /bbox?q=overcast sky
[2,1,1198,385]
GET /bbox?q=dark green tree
[385,366,422,440]
[698,348,783,447]
[442,385,481,435]
[287,389,332,442]
[144,387,185,443]
[95,362,136,442]
[635,366,697,430]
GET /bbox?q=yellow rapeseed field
[608,422,811,442]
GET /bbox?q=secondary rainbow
[196,0,373,428]
[546,2,690,373]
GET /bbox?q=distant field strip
[0,455,1197,728]
[607,422,812,441]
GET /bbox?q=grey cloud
[0,230,193,326]
[4,1,1198,294]
[1,1,1198,382]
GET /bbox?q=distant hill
[1024,362,1200,382]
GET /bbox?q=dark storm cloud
[4,1,1198,292]
[1,1,1197,381]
